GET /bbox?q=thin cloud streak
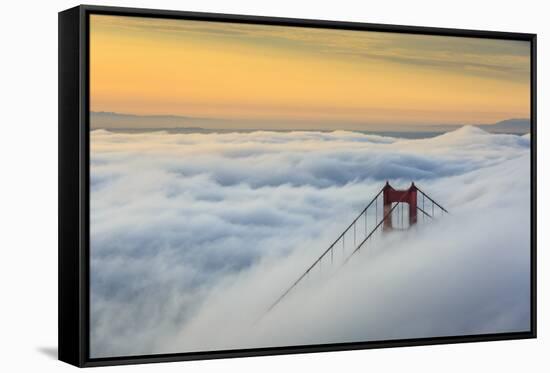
[92,15,530,82]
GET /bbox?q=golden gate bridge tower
[264,181,448,315]
[382,181,418,231]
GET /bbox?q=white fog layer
[89,126,530,357]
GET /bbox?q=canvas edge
[59,5,86,368]
[529,33,537,339]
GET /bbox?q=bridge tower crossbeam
[382,181,417,231]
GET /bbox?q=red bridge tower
[382,181,417,231]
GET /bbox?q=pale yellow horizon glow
[90,15,530,129]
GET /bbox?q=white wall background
[0,0,546,371]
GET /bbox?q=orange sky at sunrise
[90,15,530,130]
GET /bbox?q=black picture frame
[58,4,537,368]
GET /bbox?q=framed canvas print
[58,5,537,367]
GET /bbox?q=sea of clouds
[89,126,531,357]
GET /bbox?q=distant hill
[482,118,530,134]
[90,111,213,130]
[426,118,530,135]
[90,111,531,134]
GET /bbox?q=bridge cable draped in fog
[265,182,449,314]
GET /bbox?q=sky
[89,126,530,357]
[89,15,531,130]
